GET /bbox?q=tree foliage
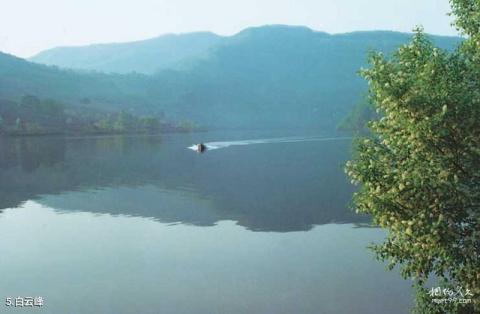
[346,1,480,312]
[0,96,175,136]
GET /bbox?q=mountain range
[30,32,222,74]
[0,25,463,130]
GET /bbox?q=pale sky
[0,0,458,58]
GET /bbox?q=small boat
[196,143,207,153]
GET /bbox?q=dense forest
[0,95,197,136]
[0,27,462,135]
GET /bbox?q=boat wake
[188,136,352,152]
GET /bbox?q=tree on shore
[346,1,479,313]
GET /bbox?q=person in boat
[196,143,207,153]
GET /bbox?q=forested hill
[2,26,463,130]
[0,52,151,109]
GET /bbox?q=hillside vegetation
[0,26,462,132]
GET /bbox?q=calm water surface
[0,131,412,313]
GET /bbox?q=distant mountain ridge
[2,25,463,130]
[30,32,222,74]
[29,25,461,76]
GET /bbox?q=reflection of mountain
[40,186,220,226]
[0,133,369,231]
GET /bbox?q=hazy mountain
[0,52,155,111]
[145,26,462,128]
[30,32,222,74]
[1,26,463,130]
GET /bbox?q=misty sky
[1,0,458,58]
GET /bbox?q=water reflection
[0,133,369,231]
[0,203,410,314]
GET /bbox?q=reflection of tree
[0,137,66,208]
[0,135,369,231]
[0,136,162,209]
[18,138,66,172]
[1,137,66,172]
[0,138,19,170]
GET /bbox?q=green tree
[140,117,160,133]
[38,98,66,130]
[94,118,112,132]
[19,95,41,123]
[177,120,197,132]
[113,111,134,132]
[345,1,480,313]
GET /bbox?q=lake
[0,131,413,313]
